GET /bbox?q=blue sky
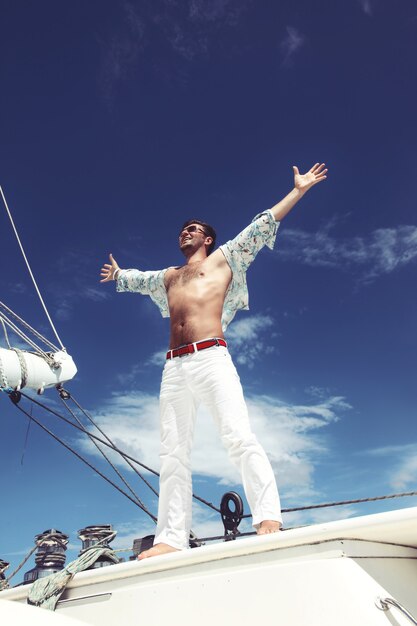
[1,0,416,582]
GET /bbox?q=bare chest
[166,263,206,290]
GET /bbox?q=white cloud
[226,314,276,368]
[115,350,167,387]
[358,0,375,16]
[99,2,146,107]
[122,314,278,372]
[360,443,417,491]
[281,26,305,67]
[55,301,72,322]
[99,0,251,105]
[365,443,417,457]
[188,0,246,26]
[54,285,110,321]
[109,437,417,541]
[77,390,350,506]
[391,454,417,490]
[278,223,417,281]
[10,282,27,294]
[79,391,161,468]
[46,249,112,320]
[83,288,110,302]
[147,349,167,367]
[116,363,144,387]
[305,385,332,400]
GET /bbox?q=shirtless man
[100,163,327,559]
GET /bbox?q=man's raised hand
[293,163,327,193]
[100,253,120,283]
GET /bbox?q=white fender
[0,348,77,393]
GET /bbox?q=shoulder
[207,248,227,268]
[164,265,181,286]
[165,266,180,276]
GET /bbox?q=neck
[182,248,208,264]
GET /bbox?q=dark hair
[180,219,216,255]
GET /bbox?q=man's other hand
[100,253,120,282]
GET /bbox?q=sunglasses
[179,225,207,237]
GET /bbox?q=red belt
[166,338,227,360]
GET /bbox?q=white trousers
[154,345,282,550]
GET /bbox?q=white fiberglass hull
[2,506,417,625]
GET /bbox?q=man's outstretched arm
[99,254,169,316]
[269,163,327,222]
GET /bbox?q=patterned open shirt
[116,210,280,331]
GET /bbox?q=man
[100,163,327,559]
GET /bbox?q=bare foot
[256,520,282,535]
[137,543,180,560]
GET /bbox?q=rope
[20,389,221,513]
[65,392,159,499]
[20,405,33,465]
[12,392,417,526]
[0,561,10,590]
[28,546,118,610]
[239,490,417,518]
[18,392,416,523]
[19,390,161,476]
[12,399,157,522]
[5,392,417,567]
[79,531,117,552]
[280,490,417,514]
[5,545,39,584]
[191,491,417,543]
[4,532,67,585]
[70,387,219,512]
[11,348,28,389]
[59,393,152,513]
[0,317,12,348]
[0,187,65,350]
[0,301,59,352]
[0,350,10,390]
[0,309,53,361]
[11,391,208,543]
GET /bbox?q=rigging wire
[20,404,33,465]
[0,317,12,349]
[58,393,152,511]
[19,390,160,474]
[279,490,417,514]
[5,390,417,552]
[0,186,65,351]
[64,392,159,498]
[0,301,59,352]
[12,399,157,522]
[16,390,415,522]
[18,389,221,514]
[0,310,52,360]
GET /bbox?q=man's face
[178,224,211,255]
